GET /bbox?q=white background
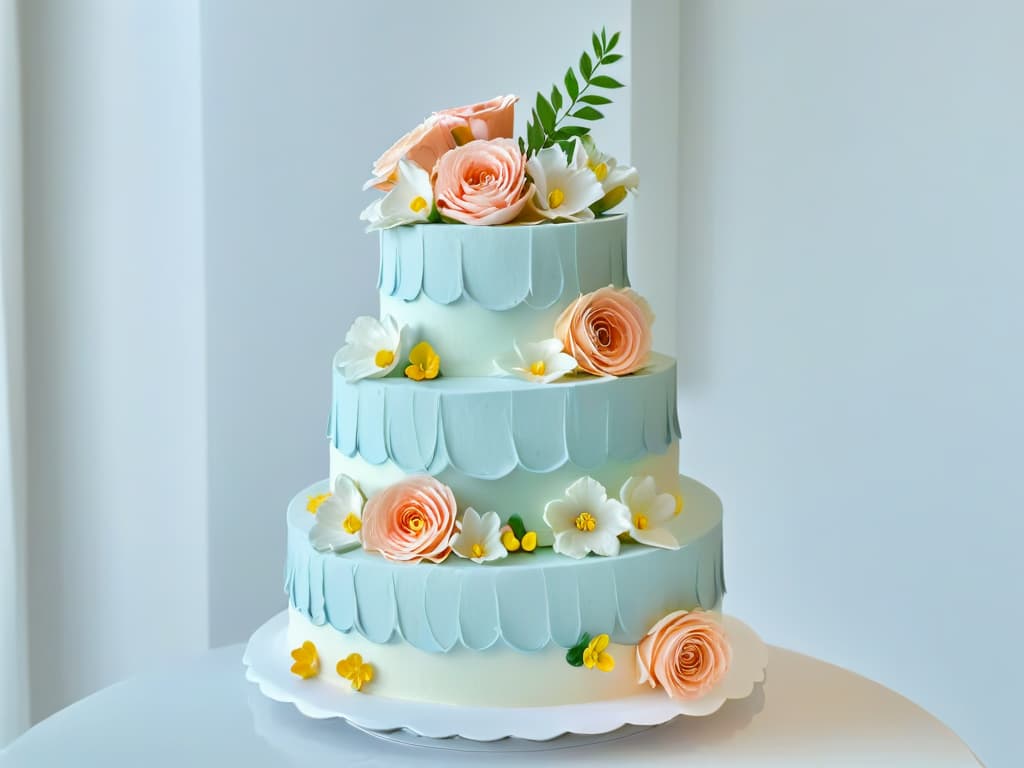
[13,1,1022,766]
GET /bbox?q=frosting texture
[286,475,724,653]
[329,352,681,480]
[377,215,628,310]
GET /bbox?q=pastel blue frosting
[286,475,724,653]
[378,215,629,310]
[328,353,681,480]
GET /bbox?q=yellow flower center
[409,195,428,213]
[674,493,685,516]
[547,188,565,209]
[407,514,425,534]
[634,514,649,531]
[590,161,608,181]
[574,511,597,532]
[374,349,395,368]
[529,360,546,376]
[343,513,361,534]
[306,493,331,514]
[471,543,486,559]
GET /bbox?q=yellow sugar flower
[405,341,440,381]
[306,493,331,515]
[289,641,320,679]
[337,652,375,692]
[675,493,685,516]
[582,633,615,672]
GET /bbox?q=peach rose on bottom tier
[360,476,457,563]
[636,610,732,700]
[555,286,654,376]
[433,138,532,225]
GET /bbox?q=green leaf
[608,31,620,52]
[560,139,577,160]
[602,53,622,64]
[565,645,585,667]
[580,51,593,80]
[550,85,562,112]
[553,125,590,139]
[527,113,543,152]
[564,68,579,101]
[508,514,527,540]
[579,93,612,105]
[571,107,604,121]
[536,93,556,133]
[518,136,526,154]
[589,75,624,89]
[592,32,602,59]
[601,27,608,47]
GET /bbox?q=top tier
[377,216,629,377]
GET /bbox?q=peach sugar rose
[636,610,732,700]
[364,95,517,192]
[555,286,654,376]
[432,138,532,226]
[360,476,458,563]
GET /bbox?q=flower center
[574,511,597,532]
[674,493,685,516]
[409,195,428,213]
[342,513,361,535]
[590,161,608,181]
[547,188,565,209]
[634,514,649,531]
[407,514,425,534]
[375,349,395,368]
[471,543,485,558]
[529,360,546,376]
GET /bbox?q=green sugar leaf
[550,85,563,112]
[579,93,612,105]
[553,125,590,139]
[571,107,604,121]
[589,75,624,89]
[507,514,527,540]
[608,31,620,52]
[579,51,593,80]
[564,68,579,101]
[592,32,602,59]
[602,53,622,65]
[601,27,608,47]
[536,93,556,133]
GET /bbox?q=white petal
[340,357,381,383]
[647,492,677,524]
[622,475,658,514]
[631,526,680,550]
[566,476,609,511]
[596,498,632,537]
[543,498,580,534]
[552,530,590,560]
[332,474,364,515]
[586,530,622,558]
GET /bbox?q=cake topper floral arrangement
[360,28,637,230]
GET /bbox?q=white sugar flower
[309,474,364,553]
[578,136,639,214]
[525,138,604,222]
[495,338,577,384]
[337,315,404,383]
[620,476,680,550]
[450,507,508,564]
[543,476,631,559]
[359,158,434,231]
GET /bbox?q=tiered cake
[259,38,763,727]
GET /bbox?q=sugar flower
[555,286,654,377]
[578,136,639,214]
[620,476,680,550]
[435,94,517,142]
[450,507,508,564]
[405,341,440,381]
[433,138,532,225]
[363,113,461,192]
[495,338,576,384]
[306,492,331,515]
[636,610,732,700]
[359,159,435,231]
[289,641,320,679]
[583,634,615,672]
[309,474,364,553]
[360,475,458,563]
[525,139,605,222]
[337,315,404,383]
[543,476,631,559]
[336,653,375,692]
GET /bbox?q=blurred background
[2,0,1022,765]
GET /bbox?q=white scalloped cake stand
[244,610,768,744]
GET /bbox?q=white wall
[21,0,209,722]
[200,0,632,645]
[673,3,1023,766]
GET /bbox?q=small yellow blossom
[405,341,440,381]
[520,530,538,552]
[674,493,685,516]
[337,652,375,692]
[306,493,331,515]
[501,528,521,552]
[582,634,615,672]
[289,641,320,679]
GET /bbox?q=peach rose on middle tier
[636,610,732,700]
[555,286,654,376]
[433,138,532,225]
[360,476,457,563]
[435,94,517,141]
[363,113,463,192]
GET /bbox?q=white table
[1,644,981,767]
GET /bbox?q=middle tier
[328,352,682,545]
